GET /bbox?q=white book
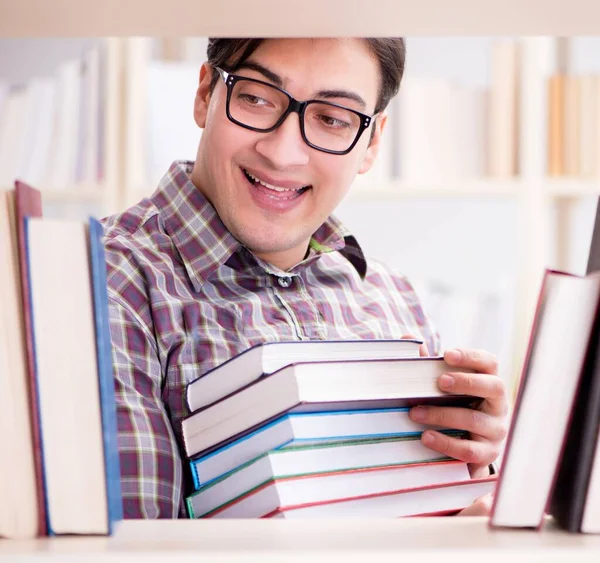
[0,88,28,187]
[0,191,39,539]
[449,85,486,179]
[270,477,498,519]
[491,270,600,529]
[46,60,83,189]
[26,218,109,534]
[186,339,422,412]
[79,46,101,185]
[20,78,57,186]
[518,37,556,179]
[397,77,452,182]
[488,40,518,177]
[182,356,475,457]
[197,460,470,519]
[146,61,204,188]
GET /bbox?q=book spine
[89,218,124,530]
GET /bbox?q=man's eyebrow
[235,61,283,87]
[315,89,367,110]
[235,61,368,110]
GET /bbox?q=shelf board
[0,185,107,204]
[347,178,600,202]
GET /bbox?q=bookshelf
[1,518,600,561]
[2,36,600,391]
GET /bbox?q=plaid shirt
[101,160,440,518]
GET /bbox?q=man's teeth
[246,170,305,192]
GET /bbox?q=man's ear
[194,63,214,129]
[357,112,387,175]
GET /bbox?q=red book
[14,180,46,536]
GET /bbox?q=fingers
[409,405,508,442]
[436,371,509,417]
[419,430,501,467]
[400,333,429,357]
[456,493,494,517]
[445,348,498,375]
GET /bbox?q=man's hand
[456,493,494,516]
[404,342,509,479]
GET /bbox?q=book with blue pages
[186,338,423,411]
[25,216,122,535]
[189,408,459,487]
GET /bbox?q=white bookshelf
[2,36,600,391]
[1,518,600,561]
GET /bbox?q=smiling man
[102,37,509,518]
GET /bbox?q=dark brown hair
[206,38,406,114]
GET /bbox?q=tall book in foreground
[89,218,123,530]
[550,202,600,533]
[25,217,121,535]
[14,180,45,536]
[550,305,600,533]
[0,189,40,539]
[182,357,477,458]
[186,339,422,411]
[490,269,600,529]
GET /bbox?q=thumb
[456,493,494,517]
[401,333,429,357]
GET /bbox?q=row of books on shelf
[360,40,600,187]
[0,43,106,191]
[2,179,600,537]
[0,181,121,539]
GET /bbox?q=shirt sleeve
[107,293,183,518]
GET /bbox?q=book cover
[89,218,124,530]
[14,180,46,536]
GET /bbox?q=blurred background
[1,36,600,391]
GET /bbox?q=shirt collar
[152,161,368,291]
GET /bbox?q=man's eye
[239,94,269,106]
[318,115,351,129]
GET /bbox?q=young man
[102,37,509,518]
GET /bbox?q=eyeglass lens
[229,79,362,153]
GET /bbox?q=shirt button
[277,276,292,288]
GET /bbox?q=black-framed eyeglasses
[215,67,377,155]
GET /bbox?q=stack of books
[0,181,122,539]
[181,342,498,518]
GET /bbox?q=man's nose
[254,112,310,170]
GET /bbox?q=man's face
[191,38,385,270]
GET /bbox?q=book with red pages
[0,186,42,539]
[187,339,423,411]
[490,269,600,530]
[188,460,471,518]
[182,357,477,458]
[186,433,465,514]
[264,476,498,519]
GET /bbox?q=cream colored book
[0,190,39,539]
[488,40,519,177]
